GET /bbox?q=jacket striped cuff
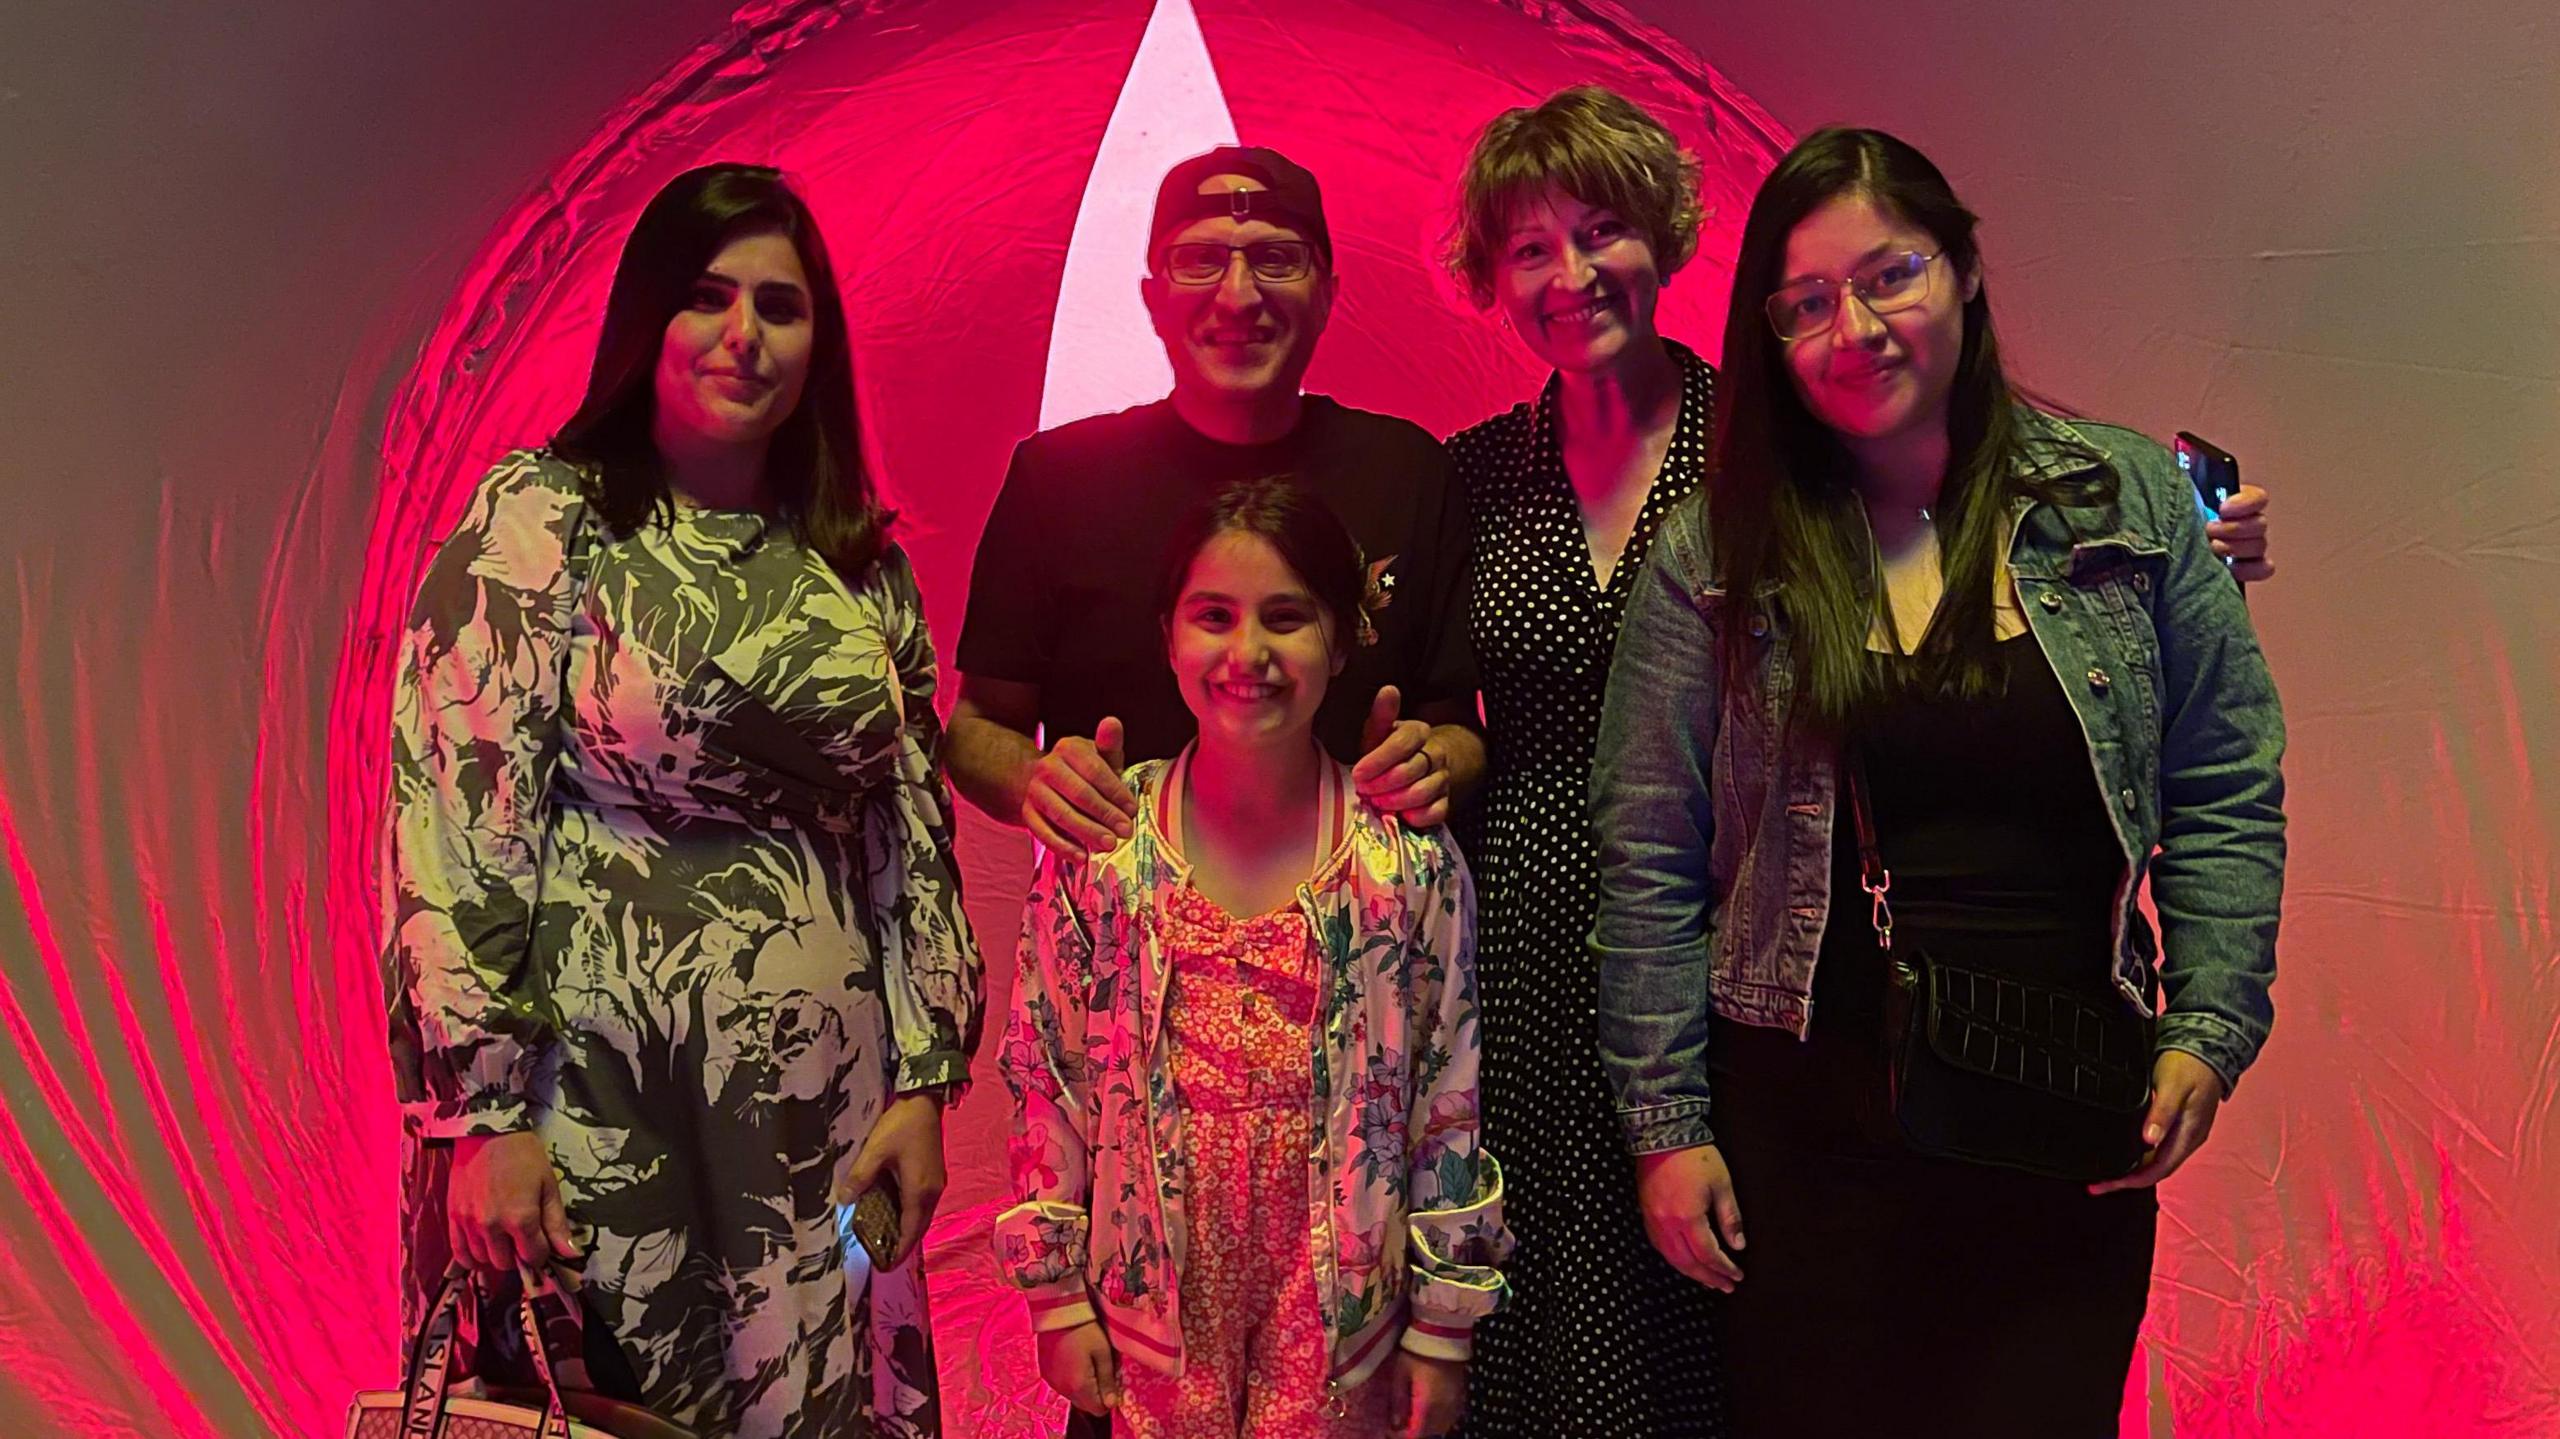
[1408,1151,1512,1331]
[1399,1317,1474,1362]
[1025,1287,1098,1333]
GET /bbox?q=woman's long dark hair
[552,163,889,576]
[1710,127,2102,730]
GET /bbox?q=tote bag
[344,1266,695,1439]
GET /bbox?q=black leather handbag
[1845,758,2154,1183]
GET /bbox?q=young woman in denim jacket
[1588,129,2286,1436]
[997,477,1511,1439]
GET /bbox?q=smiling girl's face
[1165,529,1343,751]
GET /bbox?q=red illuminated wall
[0,1,2552,1435]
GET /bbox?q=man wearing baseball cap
[948,145,1483,859]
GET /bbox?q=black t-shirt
[957,396,1478,765]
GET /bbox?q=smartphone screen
[2175,432,2241,562]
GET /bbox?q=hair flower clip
[1355,551,1397,648]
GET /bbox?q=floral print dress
[994,752,1511,1409]
[1118,882,1369,1438]
[384,451,982,1438]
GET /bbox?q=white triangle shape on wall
[1037,0,1239,430]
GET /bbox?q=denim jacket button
[2037,590,2064,612]
[2132,572,2151,594]
[2119,787,2138,812]
[2087,666,2112,693]
[1748,614,1769,638]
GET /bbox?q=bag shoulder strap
[1842,748,1895,953]
[400,1269,473,1439]
[515,1279,576,1439]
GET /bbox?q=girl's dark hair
[1155,476,1366,650]
[1710,126,2106,730]
[551,163,889,576]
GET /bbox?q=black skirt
[1709,989,2156,1438]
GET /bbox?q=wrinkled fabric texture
[1590,411,2288,1155]
[993,755,1510,1390]
[384,452,983,1436]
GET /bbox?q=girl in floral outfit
[995,476,1510,1438]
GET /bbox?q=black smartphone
[2174,431,2245,579]
[2174,431,2241,528]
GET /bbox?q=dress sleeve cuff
[897,1049,971,1096]
[993,1199,1093,1294]
[413,1090,536,1141]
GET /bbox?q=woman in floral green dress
[384,163,981,1438]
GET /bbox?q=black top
[1815,633,2127,1019]
[957,395,1477,764]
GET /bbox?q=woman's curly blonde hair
[1445,85,1706,309]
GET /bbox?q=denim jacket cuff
[1620,1101,1715,1156]
[2155,1013,2252,1100]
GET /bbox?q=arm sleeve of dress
[991,847,1103,1330]
[1399,831,1511,1360]
[383,454,583,1140]
[865,545,987,1097]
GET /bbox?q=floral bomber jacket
[993,755,1511,1389]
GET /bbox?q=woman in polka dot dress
[1438,86,1728,1438]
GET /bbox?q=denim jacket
[994,754,1511,1388]
[1589,410,2286,1154]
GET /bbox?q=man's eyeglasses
[1764,250,1943,342]
[1159,240,1317,287]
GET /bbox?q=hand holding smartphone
[2175,431,2250,584]
[2175,432,2239,524]
[849,1174,902,1267]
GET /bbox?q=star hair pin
[1354,550,1398,648]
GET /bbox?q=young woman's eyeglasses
[1764,250,1944,342]
[1159,240,1317,287]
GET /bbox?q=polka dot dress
[1446,341,1727,1438]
